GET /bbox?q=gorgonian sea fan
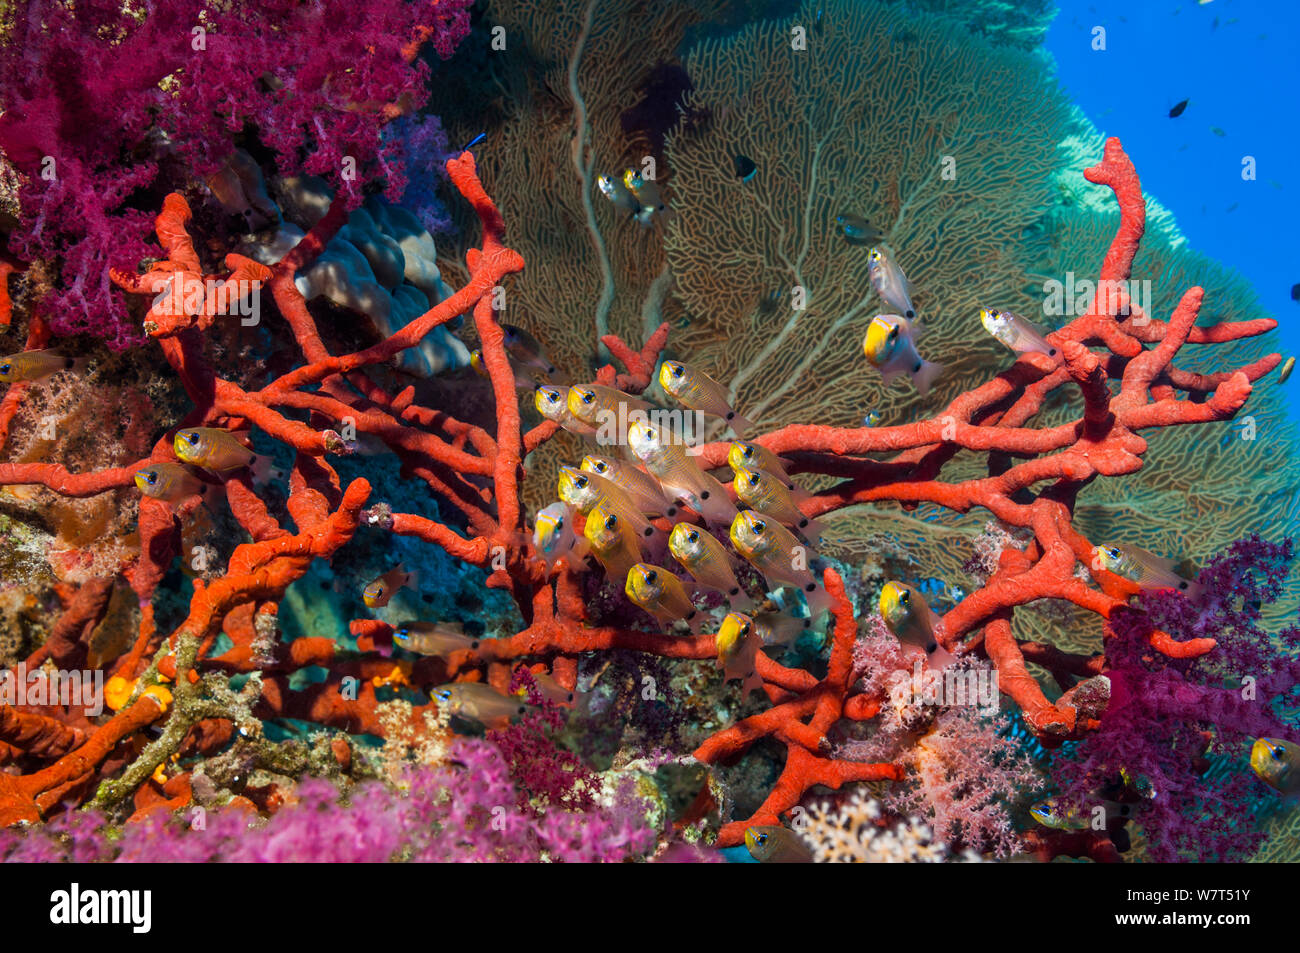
[1051,535,1300,862]
[0,0,473,349]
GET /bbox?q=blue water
[1047,0,1300,408]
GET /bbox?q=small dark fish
[1210,126,1226,137]
[733,154,757,182]
[1168,99,1189,118]
[1291,283,1300,302]
[814,8,823,33]
[461,132,486,151]
[835,213,884,246]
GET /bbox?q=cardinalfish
[583,498,644,585]
[134,463,208,504]
[1029,796,1137,836]
[625,562,703,632]
[878,581,956,670]
[174,427,272,478]
[744,825,813,863]
[866,246,916,321]
[863,314,944,396]
[834,212,885,246]
[581,455,676,518]
[533,501,588,571]
[979,308,1060,360]
[669,522,753,608]
[363,564,418,608]
[1251,737,1300,796]
[623,169,667,226]
[715,611,763,695]
[598,174,641,219]
[658,360,753,435]
[627,419,738,528]
[430,682,533,731]
[513,668,589,710]
[394,621,481,657]
[502,324,557,377]
[729,511,831,619]
[728,441,797,491]
[471,348,548,390]
[1093,543,1203,602]
[0,350,86,384]
[534,385,598,439]
[725,609,815,649]
[566,383,652,431]
[558,466,658,540]
[863,410,882,427]
[732,465,823,540]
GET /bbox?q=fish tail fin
[248,454,283,485]
[913,359,944,397]
[802,583,832,621]
[729,589,758,612]
[405,569,419,592]
[797,516,826,545]
[726,412,755,436]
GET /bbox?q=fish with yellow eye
[598,173,640,220]
[727,441,797,491]
[623,169,667,226]
[393,621,480,657]
[512,667,590,710]
[134,462,209,504]
[363,564,418,609]
[863,409,882,428]
[533,501,589,571]
[1251,737,1300,796]
[1029,796,1136,836]
[863,314,944,396]
[658,360,753,435]
[979,308,1060,360]
[627,419,738,528]
[471,348,547,390]
[878,581,956,670]
[744,825,813,863]
[558,466,659,541]
[715,612,764,695]
[729,511,831,619]
[1092,543,1203,602]
[566,383,653,431]
[866,245,917,320]
[732,465,824,540]
[624,562,703,632]
[430,682,534,731]
[581,455,676,518]
[502,323,557,377]
[668,522,754,609]
[173,427,272,478]
[583,498,644,586]
[534,385,598,440]
[0,349,85,384]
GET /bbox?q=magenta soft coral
[0,0,472,348]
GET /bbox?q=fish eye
[747,473,760,486]
[575,476,588,488]
[755,832,768,845]
[687,530,699,542]
[753,520,766,533]
[741,623,751,635]
[581,391,593,404]
[1273,745,1286,759]
[605,515,617,529]
[888,325,899,340]
[184,432,199,445]
[1108,547,1120,558]
[554,517,564,530]
[645,569,658,583]
[900,589,910,604]
[0,363,9,374]
[395,627,407,638]
[672,365,684,378]
[146,471,158,484]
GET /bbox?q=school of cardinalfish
[4,198,1296,863]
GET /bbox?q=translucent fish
[174,427,270,476]
[581,455,676,517]
[744,825,812,863]
[668,523,753,609]
[863,314,943,396]
[625,562,702,632]
[513,668,590,710]
[732,465,823,540]
[534,385,598,439]
[471,348,545,390]
[598,174,640,218]
[1093,543,1203,602]
[878,580,955,670]
[866,246,916,320]
[364,564,418,608]
[0,349,84,384]
[729,511,830,619]
[716,612,763,695]
[623,169,666,227]
[533,501,589,571]
[727,441,796,491]
[502,323,557,376]
[627,419,738,528]
[834,212,884,246]
[134,463,208,504]
[1251,737,1300,796]
[430,682,533,731]
[733,155,757,182]
[566,383,652,431]
[583,498,644,585]
[557,466,658,540]
[979,308,1059,359]
[658,360,753,434]
[393,621,480,657]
